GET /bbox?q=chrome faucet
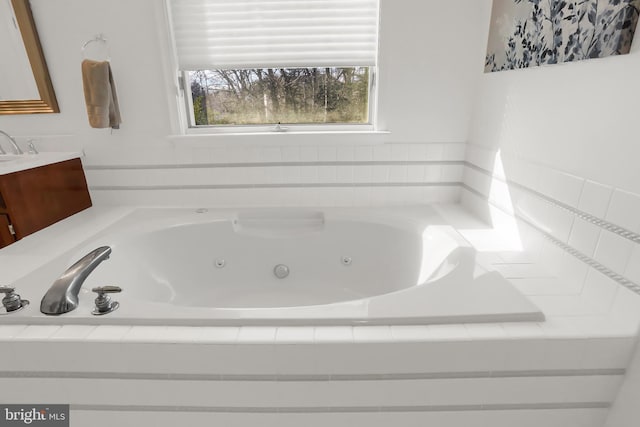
[40,246,112,315]
[0,130,24,155]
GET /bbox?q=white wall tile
[264,166,284,184]
[335,166,354,183]
[237,327,277,343]
[317,166,337,183]
[624,244,640,284]
[555,172,585,208]
[281,146,300,162]
[370,165,390,182]
[122,326,168,343]
[581,269,619,312]
[275,327,315,344]
[545,207,575,243]
[198,327,239,343]
[372,145,392,161]
[353,326,393,342]
[85,326,132,342]
[606,189,640,232]
[406,165,425,182]
[579,180,613,218]
[336,146,355,161]
[594,230,634,274]
[581,337,636,369]
[331,188,355,206]
[424,144,444,161]
[298,166,318,184]
[14,326,61,340]
[509,277,578,296]
[314,326,353,343]
[441,165,464,182]
[555,252,589,291]
[464,324,507,339]
[388,165,408,182]
[50,325,97,341]
[609,286,640,331]
[568,218,601,257]
[423,165,443,183]
[352,166,373,183]
[354,145,373,161]
[317,147,337,161]
[299,146,319,161]
[391,144,409,161]
[425,324,469,340]
[282,166,302,183]
[352,187,373,206]
[442,143,466,161]
[389,325,430,341]
[407,144,427,160]
[0,325,28,340]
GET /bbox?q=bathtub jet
[40,246,112,315]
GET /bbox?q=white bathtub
[7,207,543,325]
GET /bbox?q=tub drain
[273,264,290,279]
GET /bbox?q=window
[168,0,379,130]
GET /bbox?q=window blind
[169,0,379,70]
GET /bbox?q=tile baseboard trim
[72,402,610,414]
[89,182,463,191]
[0,368,623,382]
[85,160,466,171]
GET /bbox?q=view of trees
[189,67,370,126]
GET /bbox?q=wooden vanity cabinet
[0,214,14,247]
[0,158,92,248]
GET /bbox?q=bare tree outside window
[187,67,370,126]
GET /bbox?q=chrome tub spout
[0,130,24,155]
[40,246,112,315]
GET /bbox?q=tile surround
[462,144,640,305]
[82,143,466,207]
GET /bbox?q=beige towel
[81,59,121,129]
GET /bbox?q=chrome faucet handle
[0,286,29,313]
[92,285,121,294]
[91,285,121,315]
[27,139,38,155]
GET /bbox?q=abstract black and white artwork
[486,0,640,72]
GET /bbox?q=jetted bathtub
[7,207,544,325]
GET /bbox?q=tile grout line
[70,402,611,413]
[84,160,466,171]
[88,182,464,191]
[0,368,624,382]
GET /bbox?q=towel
[81,59,121,129]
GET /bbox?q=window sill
[167,129,391,146]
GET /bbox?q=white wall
[469,37,640,195]
[463,0,640,285]
[0,0,487,207]
[461,4,640,425]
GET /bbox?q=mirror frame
[0,0,58,114]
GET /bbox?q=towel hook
[82,33,111,61]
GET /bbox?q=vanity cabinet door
[0,158,92,240]
[0,214,15,248]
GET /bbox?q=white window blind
[169,0,379,70]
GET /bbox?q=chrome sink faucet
[40,246,112,315]
[0,130,24,155]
